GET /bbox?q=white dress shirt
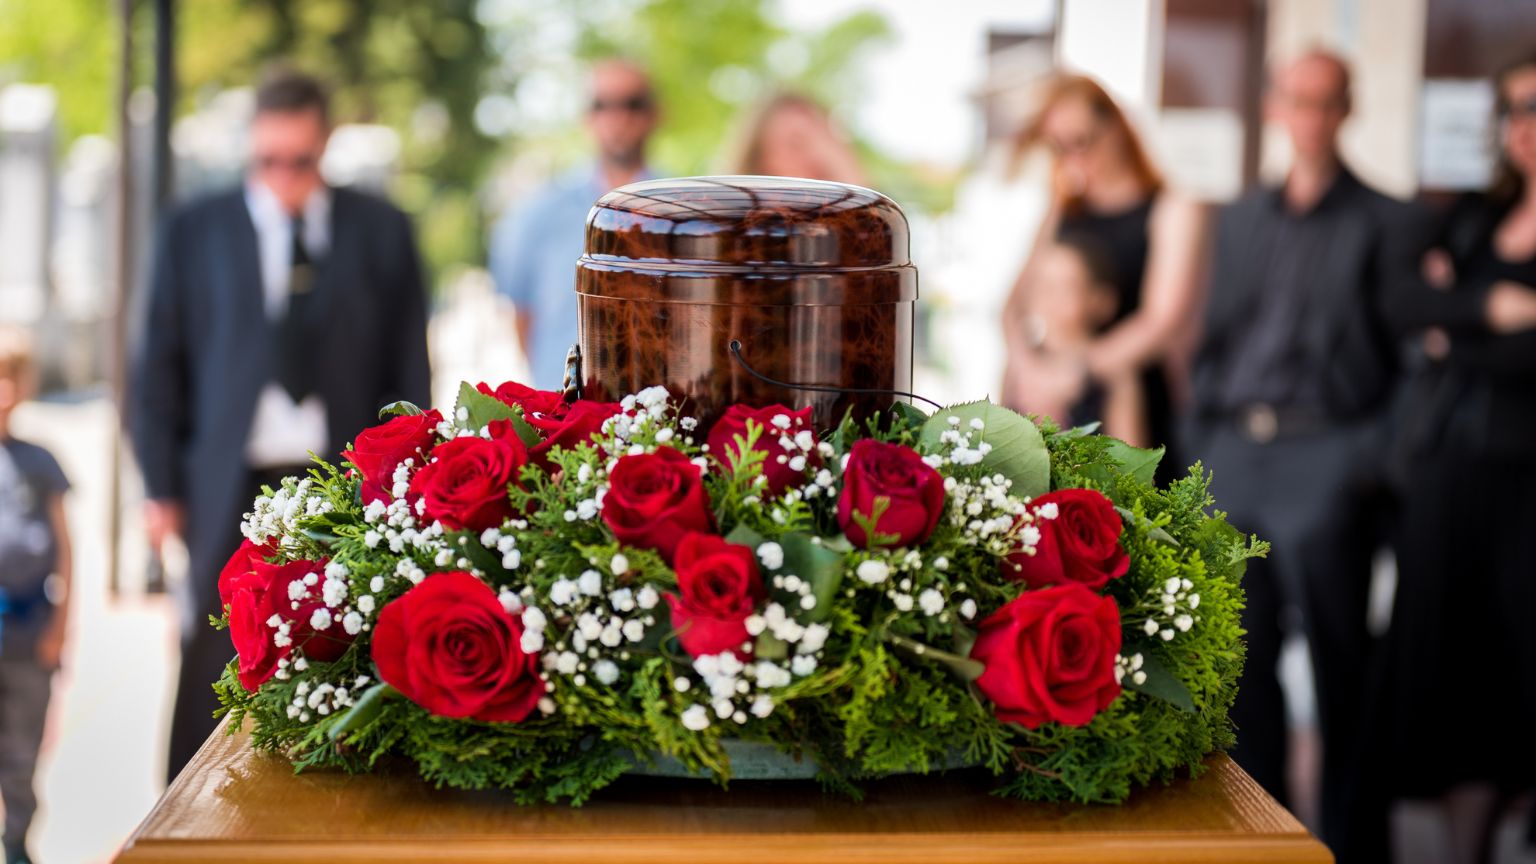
[243,181,331,469]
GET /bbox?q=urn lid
[582,175,913,272]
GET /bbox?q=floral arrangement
[214,380,1261,805]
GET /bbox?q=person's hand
[1485,280,1536,334]
[1422,249,1455,290]
[144,498,185,552]
[1009,350,1088,425]
[1422,327,1451,360]
[35,614,66,670]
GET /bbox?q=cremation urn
[575,175,917,431]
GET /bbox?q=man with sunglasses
[491,58,659,388]
[131,68,430,782]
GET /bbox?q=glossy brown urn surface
[577,175,916,431]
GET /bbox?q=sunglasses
[255,154,320,173]
[590,94,653,115]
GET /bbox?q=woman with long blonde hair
[1001,75,1206,478]
[722,91,866,185]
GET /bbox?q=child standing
[0,328,71,864]
[1015,235,1149,446]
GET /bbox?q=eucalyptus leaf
[327,682,397,741]
[918,401,1050,499]
[1120,647,1195,713]
[378,400,424,419]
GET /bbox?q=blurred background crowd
[1,1,1534,863]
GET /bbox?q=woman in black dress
[1001,75,1207,482]
[1375,52,1536,864]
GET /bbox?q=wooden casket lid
[578,176,917,306]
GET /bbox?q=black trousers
[1191,421,1386,861]
[165,465,307,783]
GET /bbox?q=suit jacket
[1192,168,1408,423]
[130,185,431,581]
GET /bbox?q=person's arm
[388,209,433,409]
[1000,204,1065,409]
[1099,370,1148,448]
[1083,194,1209,382]
[131,211,191,549]
[35,493,72,670]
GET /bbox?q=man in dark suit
[130,69,430,780]
[1186,51,1409,861]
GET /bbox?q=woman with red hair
[1001,75,1206,478]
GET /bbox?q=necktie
[274,215,318,403]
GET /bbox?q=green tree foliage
[0,0,937,278]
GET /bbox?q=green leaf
[447,530,508,577]
[1052,421,1101,440]
[1106,440,1164,486]
[724,523,767,550]
[887,400,930,434]
[919,401,1050,498]
[455,382,543,447]
[1115,506,1181,548]
[1120,647,1195,713]
[327,682,397,741]
[884,632,985,682]
[754,632,789,660]
[777,532,844,622]
[378,400,424,419]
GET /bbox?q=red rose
[477,381,566,420]
[527,399,621,466]
[227,557,354,691]
[217,538,275,611]
[601,446,713,562]
[707,403,821,496]
[1004,489,1128,590]
[409,420,528,531]
[666,533,766,658]
[836,439,946,548]
[343,409,444,505]
[372,571,546,722]
[969,583,1123,728]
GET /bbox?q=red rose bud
[836,439,946,548]
[527,399,622,467]
[666,532,766,658]
[408,420,528,532]
[227,558,354,692]
[217,538,276,612]
[601,446,713,563]
[707,403,820,496]
[343,409,444,505]
[372,571,546,723]
[969,583,1123,728]
[1003,488,1129,590]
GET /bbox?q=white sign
[1420,78,1496,190]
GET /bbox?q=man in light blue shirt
[491,59,659,389]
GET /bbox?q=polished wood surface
[116,719,1332,864]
